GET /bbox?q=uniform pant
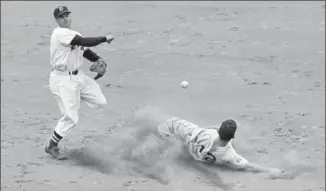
[157,117,199,144]
[49,70,107,138]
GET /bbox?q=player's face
[55,12,72,28]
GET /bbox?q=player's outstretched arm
[242,162,284,176]
[242,162,272,172]
[71,35,114,47]
[226,145,284,177]
[227,156,284,178]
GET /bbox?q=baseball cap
[218,119,237,141]
[53,6,71,19]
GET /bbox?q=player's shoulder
[52,27,69,34]
[196,127,218,142]
[52,27,81,36]
[199,126,219,137]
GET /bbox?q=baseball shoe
[45,145,67,160]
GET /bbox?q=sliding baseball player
[157,117,284,178]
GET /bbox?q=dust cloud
[67,106,233,190]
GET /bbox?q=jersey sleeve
[57,28,80,46]
[223,143,249,170]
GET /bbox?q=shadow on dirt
[66,147,114,174]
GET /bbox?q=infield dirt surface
[1,1,325,191]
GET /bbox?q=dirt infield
[1,1,325,191]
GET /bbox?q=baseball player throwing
[157,117,284,178]
[46,6,114,159]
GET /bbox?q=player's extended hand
[105,35,114,44]
[268,168,284,178]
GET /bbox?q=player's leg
[80,73,107,108]
[157,117,199,143]
[46,73,81,159]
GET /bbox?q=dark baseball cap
[53,6,71,19]
[218,119,237,141]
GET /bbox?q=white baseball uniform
[49,27,107,138]
[157,117,249,169]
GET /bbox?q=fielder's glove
[90,59,107,80]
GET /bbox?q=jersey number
[204,152,216,162]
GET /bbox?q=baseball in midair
[180,81,189,88]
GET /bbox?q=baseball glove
[90,59,107,80]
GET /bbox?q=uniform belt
[52,69,79,76]
[69,70,79,75]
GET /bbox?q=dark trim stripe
[54,131,63,140]
[51,137,59,143]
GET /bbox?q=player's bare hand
[105,35,115,44]
[268,168,284,178]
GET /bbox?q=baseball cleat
[45,145,67,160]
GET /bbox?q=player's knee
[99,98,107,105]
[89,97,107,108]
[93,99,107,108]
[95,96,107,107]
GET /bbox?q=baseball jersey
[50,27,85,71]
[187,127,249,169]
